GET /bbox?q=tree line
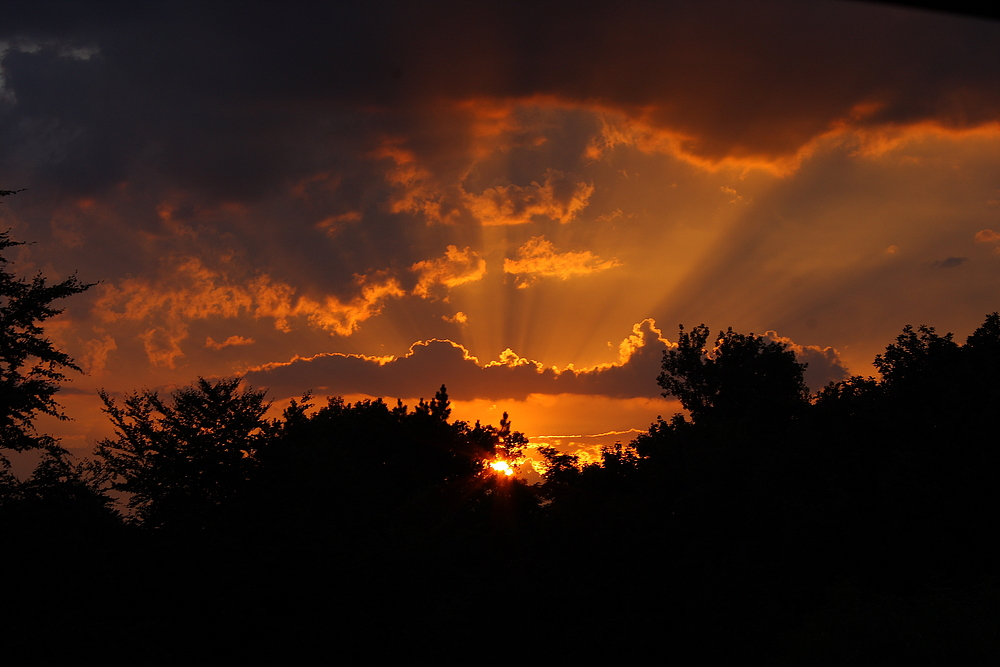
[2,220,999,660]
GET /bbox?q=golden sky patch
[503,236,620,287]
[411,245,486,298]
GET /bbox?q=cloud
[464,170,595,226]
[80,333,117,376]
[315,211,361,238]
[4,2,1000,210]
[442,311,468,324]
[583,110,813,176]
[503,236,620,288]
[205,335,255,350]
[245,318,848,403]
[410,245,486,299]
[720,186,746,203]
[246,319,667,401]
[94,257,404,367]
[378,140,594,226]
[931,256,969,269]
[975,229,1000,243]
[762,332,851,392]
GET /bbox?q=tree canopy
[95,377,271,529]
[657,324,809,423]
[0,228,93,461]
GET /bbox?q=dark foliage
[658,324,809,424]
[95,377,271,530]
[0,229,93,459]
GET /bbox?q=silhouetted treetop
[965,312,1000,384]
[95,377,270,529]
[431,384,452,422]
[1,229,93,458]
[873,324,960,388]
[813,374,884,417]
[966,312,1000,350]
[658,324,808,423]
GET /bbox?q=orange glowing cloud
[376,137,593,226]
[410,245,486,299]
[374,142,435,214]
[503,236,620,287]
[253,272,405,337]
[80,333,118,376]
[464,169,594,226]
[580,103,1000,179]
[485,347,543,369]
[845,121,1000,160]
[583,108,814,176]
[205,335,255,350]
[975,229,1000,243]
[94,257,404,367]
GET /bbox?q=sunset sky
[3,1,1000,468]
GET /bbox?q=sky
[3,1,1000,470]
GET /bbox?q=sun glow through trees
[489,459,515,476]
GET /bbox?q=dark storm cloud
[1,2,394,201]
[4,1,1000,200]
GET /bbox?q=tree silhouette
[873,323,960,389]
[0,227,93,467]
[95,377,270,529]
[658,324,808,423]
[961,313,1000,427]
[0,210,124,662]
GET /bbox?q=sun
[489,459,515,476]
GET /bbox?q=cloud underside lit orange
[245,319,849,403]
